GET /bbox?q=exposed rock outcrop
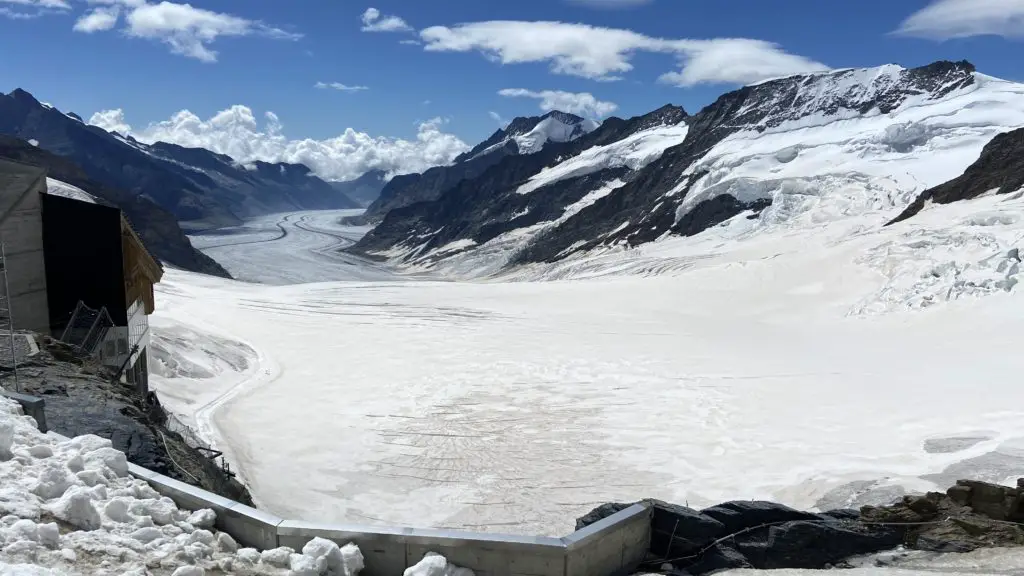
[16,334,252,505]
[585,477,1024,575]
[891,126,1024,224]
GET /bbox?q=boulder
[700,501,822,534]
[649,501,725,559]
[575,502,633,530]
[757,520,904,570]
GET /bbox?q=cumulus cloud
[70,0,300,62]
[88,105,469,181]
[88,108,132,134]
[361,7,411,32]
[0,0,69,19]
[73,5,119,32]
[498,88,618,118]
[895,0,1024,39]
[420,20,828,86]
[315,81,369,92]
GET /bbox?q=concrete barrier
[2,389,47,432]
[129,460,652,576]
[562,504,652,576]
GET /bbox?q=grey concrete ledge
[2,390,47,432]
[561,503,651,549]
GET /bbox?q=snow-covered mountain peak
[459,110,600,162]
[514,112,599,154]
[725,60,978,132]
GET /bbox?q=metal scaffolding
[0,240,20,392]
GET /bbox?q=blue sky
[1,0,1022,180]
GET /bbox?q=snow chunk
[260,546,294,567]
[405,552,475,576]
[186,508,216,530]
[300,537,364,575]
[45,486,101,530]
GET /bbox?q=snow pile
[0,394,370,576]
[43,179,97,205]
[673,71,1024,233]
[404,552,473,576]
[518,123,689,195]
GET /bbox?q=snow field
[150,188,1024,538]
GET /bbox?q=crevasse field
[147,75,1024,539]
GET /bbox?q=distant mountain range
[346,60,1024,276]
[0,136,228,277]
[0,87,364,275]
[351,111,600,225]
[329,170,387,208]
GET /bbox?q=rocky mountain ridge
[353,110,606,225]
[346,60,1024,275]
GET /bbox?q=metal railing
[59,301,114,357]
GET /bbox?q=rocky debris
[891,126,1024,225]
[584,477,1024,575]
[16,333,252,505]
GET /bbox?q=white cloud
[895,0,1024,39]
[498,88,618,118]
[88,105,469,181]
[315,81,369,92]
[361,6,411,33]
[74,5,119,32]
[88,108,132,134]
[488,110,510,128]
[565,0,653,8]
[70,0,300,62]
[420,20,828,86]
[660,39,831,87]
[0,0,69,18]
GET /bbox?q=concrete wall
[123,464,652,576]
[1,390,47,432]
[2,182,50,333]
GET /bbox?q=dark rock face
[579,476,1024,575]
[700,501,822,535]
[351,61,982,272]
[350,104,688,256]
[522,61,978,265]
[891,126,1024,225]
[0,88,358,232]
[0,135,228,277]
